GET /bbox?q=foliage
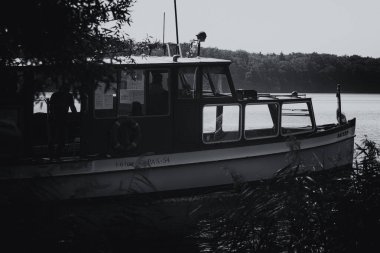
[195,137,380,252]
[200,48,380,93]
[0,0,136,66]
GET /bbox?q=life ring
[111,119,141,154]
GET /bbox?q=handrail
[257,93,306,99]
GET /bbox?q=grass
[194,137,380,252]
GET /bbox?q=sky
[125,0,380,58]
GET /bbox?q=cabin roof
[102,56,231,66]
[8,55,231,68]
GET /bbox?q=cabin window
[33,74,81,114]
[202,104,241,143]
[281,102,313,135]
[202,66,231,97]
[34,92,81,114]
[119,70,145,116]
[178,67,197,99]
[118,69,169,116]
[245,103,279,139]
[94,76,118,118]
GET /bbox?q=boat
[0,44,356,202]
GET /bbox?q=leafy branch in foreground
[0,0,136,66]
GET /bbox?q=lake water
[309,93,380,144]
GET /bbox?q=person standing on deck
[48,83,77,160]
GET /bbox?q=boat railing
[236,89,307,101]
[257,92,306,99]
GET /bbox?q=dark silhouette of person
[148,73,168,115]
[48,84,77,160]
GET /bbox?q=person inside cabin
[147,72,168,115]
[48,83,77,160]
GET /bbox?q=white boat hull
[1,122,355,201]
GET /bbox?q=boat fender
[111,119,141,153]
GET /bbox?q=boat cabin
[0,56,317,162]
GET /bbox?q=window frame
[201,66,233,98]
[93,67,171,119]
[202,103,242,144]
[93,75,119,119]
[177,66,198,100]
[118,68,146,117]
[143,68,171,117]
[244,102,280,140]
[280,101,315,136]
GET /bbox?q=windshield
[202,66,231,97]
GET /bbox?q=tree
[0,0,135,66]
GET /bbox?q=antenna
[163,12,165,44]
[174,0,180,54]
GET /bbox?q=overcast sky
[125,0,380,58]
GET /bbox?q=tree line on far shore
[200,48,380,93]
[2,0,380,94]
